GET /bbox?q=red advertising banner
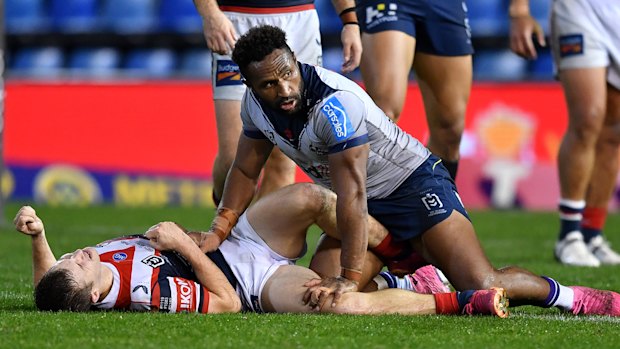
[7,81,614,209]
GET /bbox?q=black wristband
[343,22,359,26]
[339,7,356,17]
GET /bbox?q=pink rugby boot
[461,287,509,318]
[406,265,451,294]
[570,286,620,316]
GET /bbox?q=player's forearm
[337,194,368,283]
[509,0,531,17]
[193,0,222,20]
[220,164,257,215]
[31,233,57,286]
[330,0,358,25]
[177,243,241,312]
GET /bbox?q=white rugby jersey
[241,63,431,199]
[92,236,210,313]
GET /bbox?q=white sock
[552,284,575,311]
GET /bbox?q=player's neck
[97,264,114,301]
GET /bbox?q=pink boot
[570,286,620,316]
[406,265,451,294]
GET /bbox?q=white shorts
[218,213,304,312]
[550,0,620,89]
[212,9,323,100]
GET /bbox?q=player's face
[244,48,303,115]
[52,247,102,290]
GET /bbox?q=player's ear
[90,289,100,304]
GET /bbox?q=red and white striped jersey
[92,236,210,313]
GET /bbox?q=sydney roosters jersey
[92,236,210,313]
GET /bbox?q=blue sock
[558,199,585,240]
[379,271,398,289]
[456,290,475,309]
[541,276,560,308]
[581,227,600,243]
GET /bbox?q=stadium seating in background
[315,0,342,36]
[125,48,178,78]
[68,47,121,78]
[179,49,212,78]
[5,0,51,33]
[473,49,527,81]
[159,0,203,33]
[10,47,65,78]
[467,0,508,37]
[528,49,554,80]
[50,0,100,33]
[101,0,158,33]
[529,0,551,33]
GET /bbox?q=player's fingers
[303,278,322,288]
[317,289,330,311]
[331,289,343,308]
[535,26,547,47]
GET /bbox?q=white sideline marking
[513,312,620,323]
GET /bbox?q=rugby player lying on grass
[14,183,506,317]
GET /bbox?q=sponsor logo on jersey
[113,252,127,261]
[421,192,447,217]
[141,255,165,268]
[174,278,194,312]
[215,59,242,86]
[559,34,584,57]
[321,97,353,141]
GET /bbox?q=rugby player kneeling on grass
[15,183,506,317]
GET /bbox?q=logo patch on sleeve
[559,34,584,57]
[321,97,353,141]
[215,59,242,86]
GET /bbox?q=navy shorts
[367,155,470,241]
[356,0,474,56]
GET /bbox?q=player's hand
[145,221,192,252]
[202,11,238,55]
[509,15,546,60]
[340,24,362,73]
[302,276,358,310]
[13,206,45,236]
[187,231,222,253]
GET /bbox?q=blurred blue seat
[467,0,508,37]
[10,47,65,78]
[315,0,341,36]
[5,0,50,33]
[528,49,554,80]
[530,0,551,33]
[101,0,158,33]
[179,49,212,78]
[125,49,178,78]
[473,49,527,81]
[50,0,99,33]
[69,47,121,78]
[159,0,203,33]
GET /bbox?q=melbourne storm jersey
[92,236,210,313]
[241,63,431,199]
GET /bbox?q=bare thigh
[261,264,319,313]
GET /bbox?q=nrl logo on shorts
[421,193,447,217]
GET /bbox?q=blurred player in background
[510,0,620,266]
[192,0,362,204]
[355,0,473,179]
[14,184,507,317]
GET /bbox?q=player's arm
[193,0,237,54]
[303,144,370,310]
[202,134,274,250]
[13,206,57,286]
[146,222,241,313]
[330,0,362,73]
[508,0,546,59]
[329,144,370,285]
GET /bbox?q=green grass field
[1,203,620,348]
